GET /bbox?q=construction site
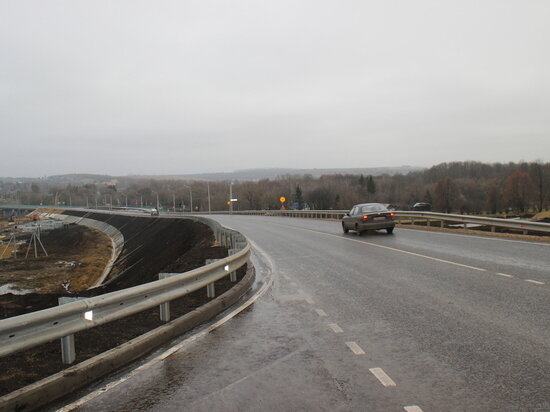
[0,210,244,396]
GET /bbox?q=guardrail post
[426,219,431,227]
[440,220,444,228]
[205,259,219,297]
[228,249,238,281]
[491,226,496,233]
[158,273,172,322]
[58,297,81,364]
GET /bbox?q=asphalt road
[57,216,549,412]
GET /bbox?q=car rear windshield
[360,204,387,213]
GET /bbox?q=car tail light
[389,212,395,218]
[361,215,370,221]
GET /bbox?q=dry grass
[533,210,550,221]
[0,226,112,293]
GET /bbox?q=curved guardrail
[203,209,550,235]
[0,218,250,361]
[38,212,125,287]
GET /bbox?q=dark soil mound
[0,212,244,398]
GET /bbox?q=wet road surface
[56,216,550,411]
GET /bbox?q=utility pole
[183,185,193,213]
[229,182,233,214]
[207,182,211,214]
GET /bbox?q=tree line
[1,161,548,214]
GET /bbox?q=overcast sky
[1,0,549,177]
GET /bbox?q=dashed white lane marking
[496,272,514,278]
[328,323,343,333]
[404,406,424,412]
[525,279,545,285]
[345,341,365,355]
[315,308,328,317]
[369,367,396,387]
[298,289,315,304]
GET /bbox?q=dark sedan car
[412,202,431,211]
[342,203,395,235]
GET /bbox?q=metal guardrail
[202,209,550,235]
[0,221,250,361]
[393,211,550,234]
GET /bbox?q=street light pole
[207,182,211,214]
[229,182,233,214]
[183,185,193,213]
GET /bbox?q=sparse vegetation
[1,161,549,214]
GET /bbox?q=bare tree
[503,170,535,212]
[434,177,458,213]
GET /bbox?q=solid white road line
[345,341,365,355]
[496,273,514,278]
[400,226,550,247]
[56,240,275,412]
[274,223,488,272]
[328,323,343,333]
[525,279,545,285]
[404,406,424,412]
[315,308,328,317]
[369,367,396,387]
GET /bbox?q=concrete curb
[0,266,255,412]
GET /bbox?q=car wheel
[342,223,349,234]
[386,227,394,234]
[355,224,362,236]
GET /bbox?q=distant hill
[128,166,424,181]
[1,166,424,184]
[45,174,114,184]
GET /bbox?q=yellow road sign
[279,196,286,203]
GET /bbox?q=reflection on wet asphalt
[64,215,550,412]
[73,278,359,411]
